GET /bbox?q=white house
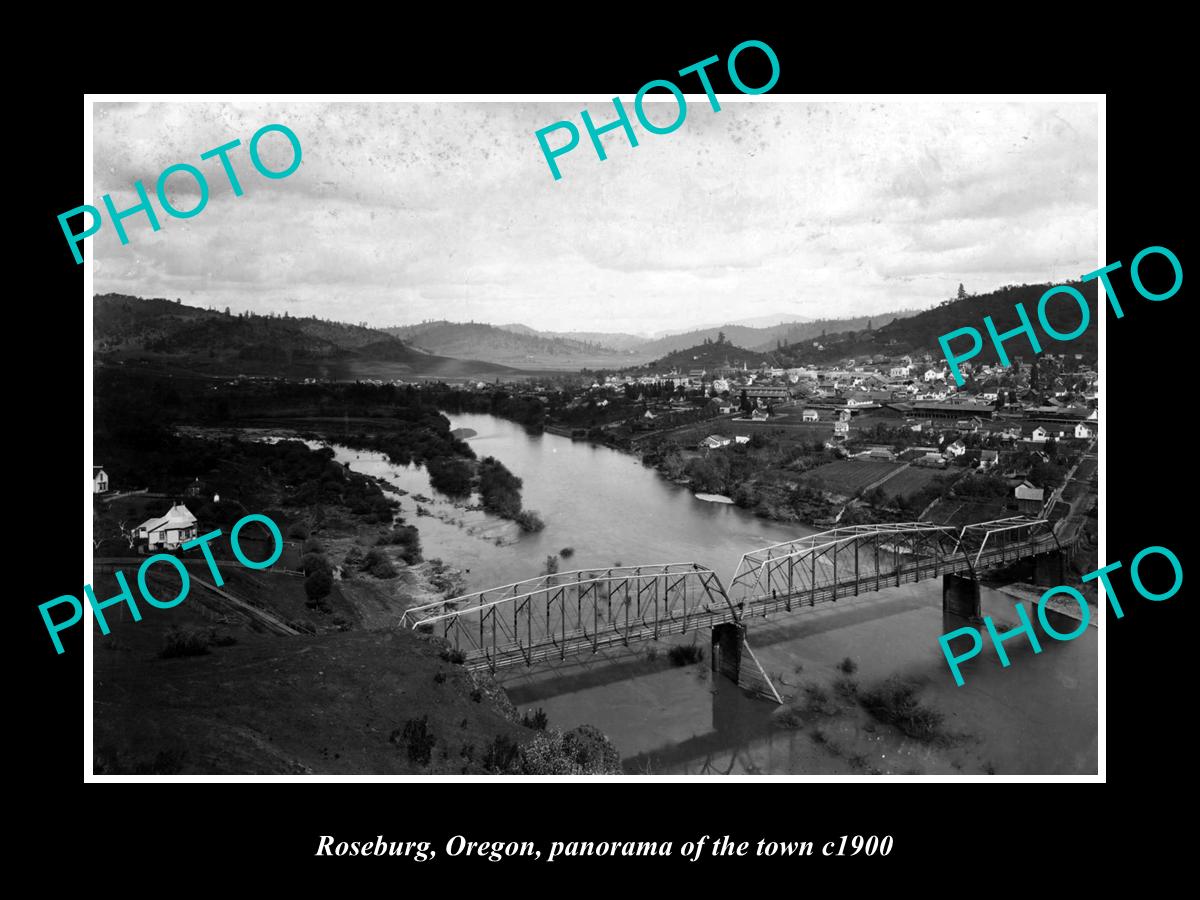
[700,435,732,450]
[1030,426,1050,442]
[92,466,109,494]
[924,368,945,382]
[889,365,911,378]
[833,420,849,436]
[734,435,750,445]
[978,449,999,470]
[751,408,770,422]
[1074,422,1095,439]
[802,409,820,422]
[944,439,967,458]
[136,503,198,551]
[1015,481,1045,513]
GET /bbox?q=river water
[325,412,1098,776]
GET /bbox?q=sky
[92,100,1099,335]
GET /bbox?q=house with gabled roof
[136,503,198,551]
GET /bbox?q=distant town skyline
[92,100,1099,335]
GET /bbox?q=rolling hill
[635,339,777,373]
[773,282,1099,367]
[383,320,641,369]
[93,295,516,379]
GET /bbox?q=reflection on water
[324,413,1097,775]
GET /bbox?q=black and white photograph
[84,96,1101,778]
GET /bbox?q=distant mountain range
[94,285,1077,383]
[383,321,641,369]
[399,310,921,367]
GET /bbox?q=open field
[804,459,904,496]
[878,466,954,500]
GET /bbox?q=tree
[957,283,967,301]
[305,568,333,606]
[739,390,752,413]
[717,330,727,345]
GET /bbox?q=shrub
[859,677,945,741]
[544,555,559,576]
[439,646,467,665]
[559,547,575,558]
[833,675,858,699]
[560,724,621,773]
[96,747,188,775]
[287,524,308,540]
[838,656,858,674]
[377,525,422,564]
[482,734,522,774]
[521,708,549,731]
[302,537,325,555]
[362,549,398,579]
[160,627,211,659]
[426,457,474,498]
[343,545,365,568]
[800,682,837,717]
[393,716,436,766]
[478,457,524,518]
[516,510,545,532]
[667,643,705,666]
[773,707,805,729]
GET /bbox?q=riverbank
[91,426,621,775]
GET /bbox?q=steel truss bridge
[399,516,1065,674]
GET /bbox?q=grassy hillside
[780,282,1099,366]
[94,294,516,379]
[638,338,776,372]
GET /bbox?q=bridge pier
[711,623,783,704]
[943,574,981,620]
[1034,550,1066,586]
[712,622,744,683]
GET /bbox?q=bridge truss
[399,563,739,673]
[728,517,1060,617]
[398,517,1064,675]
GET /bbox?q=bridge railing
[398,517,1069,672]
[729,521,963,606]
[400,562,737,672]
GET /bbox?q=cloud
[92,100,1099,333]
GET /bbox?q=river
[325,412,1099,776]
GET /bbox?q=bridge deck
[443,533,1059,673]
